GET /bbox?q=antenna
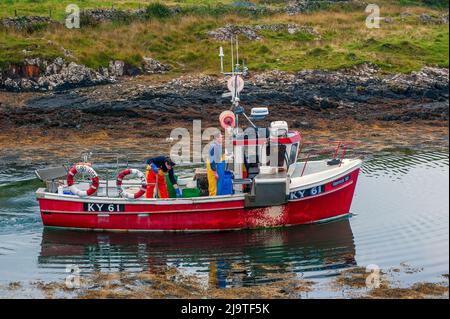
[236,36,239,72]
[219,46,224,73]
[230,37,234,76]
[219,34,248,129]
[216,36,265,138]
[218,35,247,76]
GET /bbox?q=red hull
[38,169,359,231]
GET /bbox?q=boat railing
[298,141,361,177]
[60,143,360,195]
[60,151,205,197]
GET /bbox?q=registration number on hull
[289,185,325,200]
[83,203,125,212]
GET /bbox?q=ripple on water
[353,151,449,284]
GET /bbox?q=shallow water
[0,151,448,298]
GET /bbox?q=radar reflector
[227,76,244,95]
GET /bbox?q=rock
[208,23,320,41]
[166,74,219,90]
[253,24,286,32]
[108,61,125,77]
[286,0,367,15]
[207,24,261,41]
[232,1,257,9]
[400,12,413,18]
[286,24,321,38]
[253,70,296,86]
[287,24,299,34]
[0,16,52,30]
[123,64,143,76]
[3,64,447,132]
[1,58,116,92]
[45,57,64,75]
[286,0,308,15]
[142,57,171,74]
[2,78,20,91]
[384,67,449,93]
[297,121,312,128]
[80,9,139,23]
[399,12,448,25]
[98,66,109,77]
[419,13,449,24]
[420,13,433,23]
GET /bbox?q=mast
[219,35,248,132]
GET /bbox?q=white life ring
[67,164,99,197]
[116,168,146,199]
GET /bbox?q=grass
[0,1,448,73]
[0,0,276,20]
[0,31,62,66]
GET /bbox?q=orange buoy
[219,111,236,129]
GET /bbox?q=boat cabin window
[243,145,264,179]
[266,144,287,168]
[289,143,299,165]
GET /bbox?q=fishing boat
[35,38,362,232]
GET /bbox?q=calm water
[0,151,448,297]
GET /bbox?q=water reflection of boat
[39,219,356,287]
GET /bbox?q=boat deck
[40,159,361,200]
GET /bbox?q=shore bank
[0,65,448,166]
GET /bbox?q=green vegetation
[145,3,173,19]
[0,32,61,67]
[399,0,449,9]
[0,1,448,73]
[0,1,273,20]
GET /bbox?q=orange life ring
[67,164,99,197]
[219,110,236,129]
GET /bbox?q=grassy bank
[0,1,448,74]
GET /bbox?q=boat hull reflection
[39,219,356,287]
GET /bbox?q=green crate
[166,174,178,198]
[182,188,201,198]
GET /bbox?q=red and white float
[67,164,99,197]
[116,169,147,199]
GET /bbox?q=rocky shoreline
[0,57,171,92]
[1,64,447,130]
[0,63,448,167]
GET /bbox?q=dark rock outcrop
[0,58,116,91]
[2,65,447,131]
[0,56,170,91]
